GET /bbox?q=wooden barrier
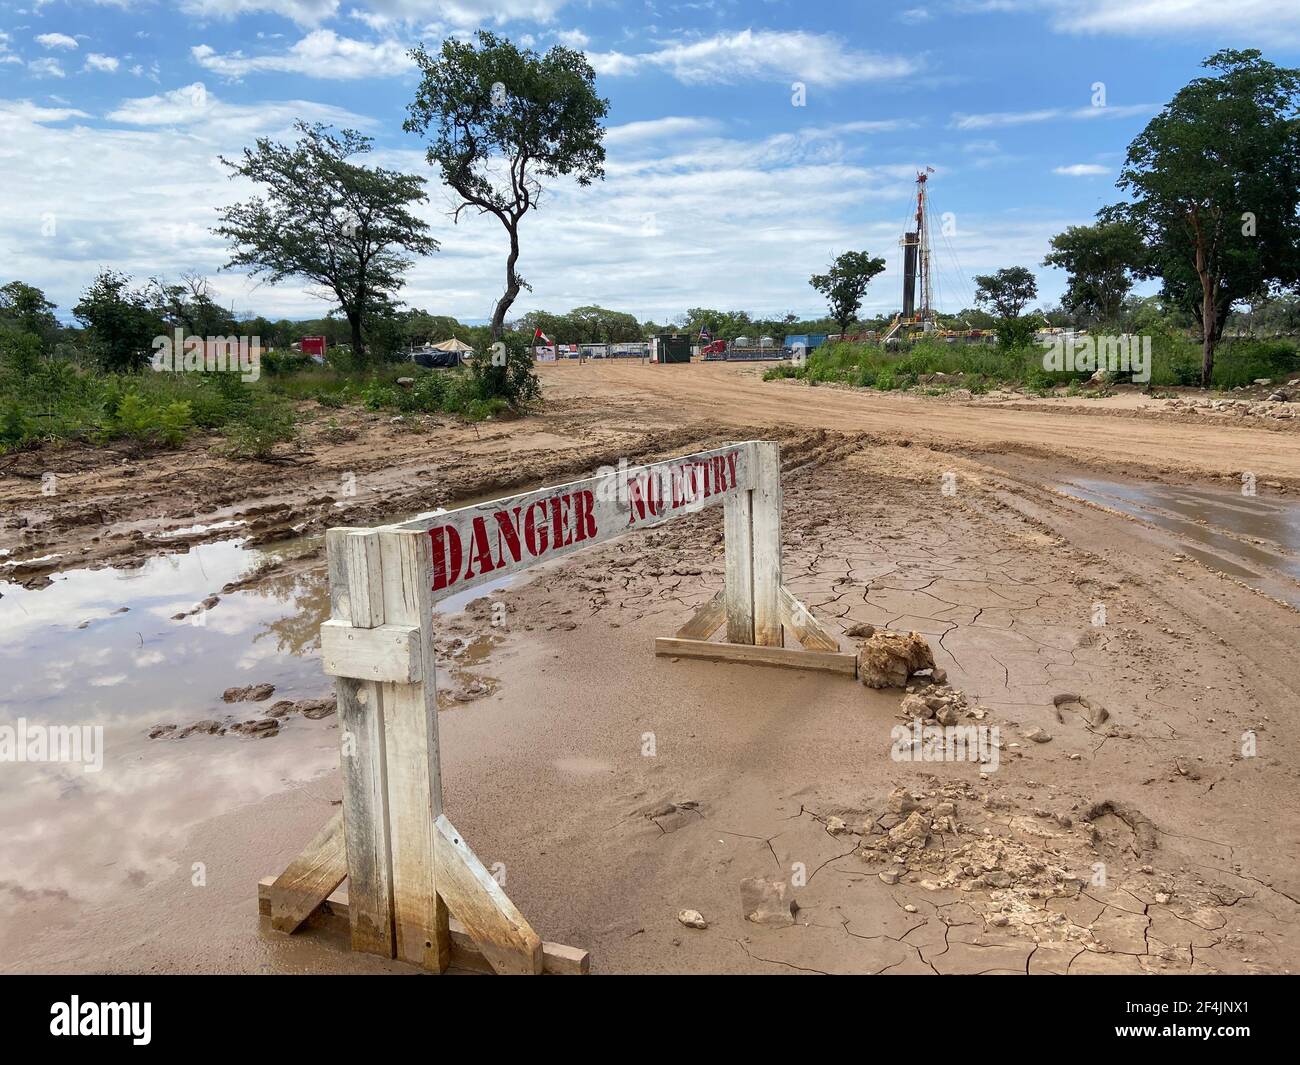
[262,440,850,974]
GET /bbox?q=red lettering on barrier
[573,489,597,542]
[430,449,744,592]
[464,515,495,581]
[551,493,574,547]
[493,507,524,569]
[524,500,549,556]
[429,526,462,592]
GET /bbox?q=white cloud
[952,102,1157,129]
[85,54,121,73]
[1053,163,1108,176]
[603,116,721,146]
[1046,0,1300,42]
[179,0,341,22]
[590,29,920,87]
[36,33,80,51]
[28,57,66,78]
[951,0,1300,44]
[179,0,573,28]
[553,28,589,48]
[586,50,642,77]
[0,91,372,321]
[106,82,368,135]
[192,30,414,80]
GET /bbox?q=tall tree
[215,122,437,360]
[973,266,1039,319]
[1042,219,1146,324]
[405,31,609,339]
[1116,49,1300,386]
[809,251,887,334]
[73,270,163,372]
[147,273,236,337]
[0,281,59,348]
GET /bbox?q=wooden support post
[676,589,726,640]
[655,637,857,675]
[267,811,347,934]
[434,815,543,975]
[751,441,783,647]
[327,527,396,958]
[723,445,756,645]
[257,879,587,974]
[377,527,451,972]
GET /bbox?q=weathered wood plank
[778,585,841,653]
[327,527,395,958]
[267,811,346,934]
[655,637,857,676]
[395,442,756,604]
[751,441,783,647]
[320,619,422,683]
[378,527,451,973]
[675,589,726,640]
[433,815,543,976]
[724,464,755,644]
[257,879,588,974]
[346,529,385,628]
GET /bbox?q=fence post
[377,527,451,972]
[723,444,755,643]
[326,527,396,957]
[750,441,783,647]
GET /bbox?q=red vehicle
[700,338,727,356]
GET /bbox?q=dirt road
[541,360,1300,484]
[2,364,1298,974]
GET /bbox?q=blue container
[783,334,829,351]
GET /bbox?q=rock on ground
[857,630,936,689]
[739,877,798,927]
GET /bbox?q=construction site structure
[882,168,939,344]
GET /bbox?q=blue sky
[2,0,1298,324]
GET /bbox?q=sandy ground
[2,362,1298,974]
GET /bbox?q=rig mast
[899,167,936,333]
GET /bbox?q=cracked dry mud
[462,432,1298,975]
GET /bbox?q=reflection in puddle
[1058,478,1300,606]
[0,536,339,962]
[0,525,518,965]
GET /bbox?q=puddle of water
[1057,477,1300,604]
[0,536,341,960]
[0,524,515,962]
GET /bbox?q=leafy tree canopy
[973,266,1039,320]
[215,121,437,361]
[1113,48,1300,384]
[809,251,887,334]
[405,31,608,339]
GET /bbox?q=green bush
[261,349,316,376]
[467,332,541,410]
[220,394,296,458]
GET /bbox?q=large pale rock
[857,630,936,689]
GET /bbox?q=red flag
[533,327,552,345]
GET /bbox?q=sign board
[397,443,755,603]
